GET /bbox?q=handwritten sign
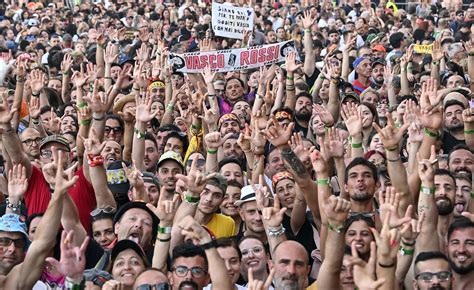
[212,2,254,40]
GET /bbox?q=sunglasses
[0,237,26,249]
[105,126,123,134]
[90,206,116,217]
[136,283,170,290]
[186,158,205,167]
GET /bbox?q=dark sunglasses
[90,206,116,217]
[105,126,123,134]
[136,283,170,290]
[0,237,26,249]
[186,158,205,167]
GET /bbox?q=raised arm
[301,10,316,77]
[283,52,302,111]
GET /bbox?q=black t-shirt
[282,213,317,268]
[442,131,465,154]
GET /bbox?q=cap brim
[111,240,148,266]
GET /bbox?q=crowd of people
[0,0,472,289]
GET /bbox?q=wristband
[87,154,105,167]
[317,179,330,186]
[65,277,85,290]
[158,226,172,234]
[387,157,400,162]
[97,43,106,49]
[31,118,40,125]
[134,127,146,139]
[304,29,311,33]
[431,60,439,66]
[266,224,286,237]
[191,124,202,130]
[207,148,217,154]
[158,237,171,242]
[385,145,399,151]
[77,102,88,108]
[6,198,21,211]
[207,93,216,97]
[200,239,218,250]
[351,143,362,148]
[16,76,26,82]
[401,239,416,247]
[328,223,345,234]
[420,186,435,195]
[80,119,91,126]
[93,115,105,121]
[471,192,474,199]
[469,53,474,57]
[183,193,200,204]
[63,71,70,76]
[399,246,414,256]
[424,127,438,138]
[32,91,40,97]
[286,76,294,81]
[464,129,474,135]
[378,262,395,268]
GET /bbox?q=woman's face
[186,152,205,173]
[112,249,146,286]
[248,71,260,88]
[369,134,384,152]
[345,220,373,256]
[311,115,326,136]
[360,105,374,128]
[60,116,77,134]
[275,179,296,209]
[151,101,165,120]
[225,79,244,101]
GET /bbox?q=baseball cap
[372,58,386,67]
[235,184,261,207]
[39,135,71,152]
[372,45,386,53]
[157,151,184,170]
[113,201,159,239]
[142,172,160,188]
[341,92,361,104]
[0,214,29,242]
[111,240,149,267]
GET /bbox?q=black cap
[372,58,386,67]
[113,201,160,240]
[111,240,149,267]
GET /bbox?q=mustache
[178,280,199,290]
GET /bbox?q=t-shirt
[352,79,371,95]
[307,282,317,290]
[206,213,236,238]
[24,166,96,233]
[204,284,247,290]
[442,131,466,154]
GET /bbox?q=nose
[438,189,447,198]
[6,243,16,253]
[286,263,296,275]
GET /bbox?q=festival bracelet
[464,129,474,135]
[87,154,104,167]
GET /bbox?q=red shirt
[24,166,96,233]
[352,79,371,95]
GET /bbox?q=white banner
[212,2,254,40]
[168,41,297,73]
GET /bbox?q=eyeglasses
[416,271,452,283]
[186,158,205,167]
[105,126,123,134]
[241,246,264,257]
[40,148,68,159]
[0,237,26,249]
[22,137,42,146]
[172,266,207,278]
[90,206,116,217]
[136,283,170,290]
[348,212,375,219]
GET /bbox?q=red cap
[372,44,386,52]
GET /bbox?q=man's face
[329,32,339,44]
[105,118,123,144]
[157,160,182,192]
[220,120,240,136]
[185,18,194,30]
[101,141,122,167]
[265,149,286,178]
[144,182,160,206]
[220,162,244,186]
[20,129,41,158]
[277,28,286,40]
[156,131,169,154]
[434,174,456,216]
[444,104,464,131]
[447,75,465,88]
[220,186,241,218]
[239,238,268,278]
[171,74,184,88]
[217,246,241,284]
[133,269,169,290]
[92,218,116,249]
[295,96,312,122]
[272,242,309,290]
[39,143,70,165]
[114,208,153,249]
[413,259,452,290]
[454,178,472,217]
[164,137,184,155]
[169,256,209,290]
[371,64,384,83]
[225,79,244,101]
[0,232,26,274]
[356,59,373,78]
[449,149,473,175]
[48,79,61,92]
[239,201,264,233]
[198,184,224,215]
[222,139,244,161]
[344,165,377,202]
[50,37,61,47]
[448,227,474,275]
[275,179,296,209]
[144,139,159,172]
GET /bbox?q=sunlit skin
[239,238,268,280]
[111,249,146,286]
[413,259,452,290]
[114,208,153,249]
[447,227,474,276]
[454,178,471,217]
[239,201,265,234]
[220,162,244,186]
[168,256,210,290]
[0,232,26,275]
[157,160,183,193]
[345,220,374,257]
[92,218,116,249]
[217,246,241,284]
[220,185,241,218]
[344,165,378,202]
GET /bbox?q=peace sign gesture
[373,112,409,151]
[261,194,287,228]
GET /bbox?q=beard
[178,280,199,290]
[296,110,311,122]
[351,192,373,202]
[449,256,474,275]
[446,122,463,132]
[436,197,454,216]
[274,273,305,290]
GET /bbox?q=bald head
[272,240,309,290]
[274,240,309,265]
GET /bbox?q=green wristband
[183,193,200,204]
[80,119,91,126]
[424,128,438,138]
[134,127,146,139]
[286,76,294,81]
[328,223,344,233]
[207,149,217,154]
[471,192,474,199]
[158,226,172,234]
[78,102,88,108]
[420,186,435,195]
[464,129,474,135]
[351,143,362,148]
[399,246,414,256]
[317,179,330,186]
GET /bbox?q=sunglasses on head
[90,206,116,217]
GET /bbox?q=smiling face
[454,177,472,217]
[217,246,241,284]
[275,179,296,210]
[114,208,153,249]
[220,185,241,218]
[345,220,373,256]
[157,160,182,192]
[447,227,474,275]
[101,141,122,167]
[449,149,473,175]
[92,218,116,249]
[239,201,264,234]
[239,238,268,278]
[112,249,146,286]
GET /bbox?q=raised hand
[201,101,219,130]
[29,96,41,120]
[135,93,158,123]
[431,40,443,61]
[147,188,180,225]
[83,81,110,114]
[373,112,409,151]
[310,147,329,175]
[261,194,287,228]
[29,69,45,94]
[301,10,316,29]
[237,124,252,153]
[7,164,28,204]
[61,53,74,74]
[325,128,345,159]
[136,43,151,63]
[262,117,295,148]
[176,158,215,196]
[378,187,412,229]
[104,43,118,65]
[178,215,212,244]
[45,231,89,282]
[313,104,334,127]
[289,132,311,168]
[205,132,233,150]
[252,104,268,131]
[462,108,474,126]
[341,103,364,137]
[82,128,106,156]
[202,66,215,84]
[86,62,98,84]
[371,211,400,266]
[285,51,302,74]
[247,268,275,290]
[323,195,351,228]
[399,212,424,245]
[349,242,386,290]
[250,175,272,210]
[0,93,16,125]
[54,150,79,195]
[122,161,144,190]
[71,66,89,88]
[417,78,443,131]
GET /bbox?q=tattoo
[280,147,307,176]
[253,158,260,171]
[418,204,430,214]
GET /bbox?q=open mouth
[128,232,141,244]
